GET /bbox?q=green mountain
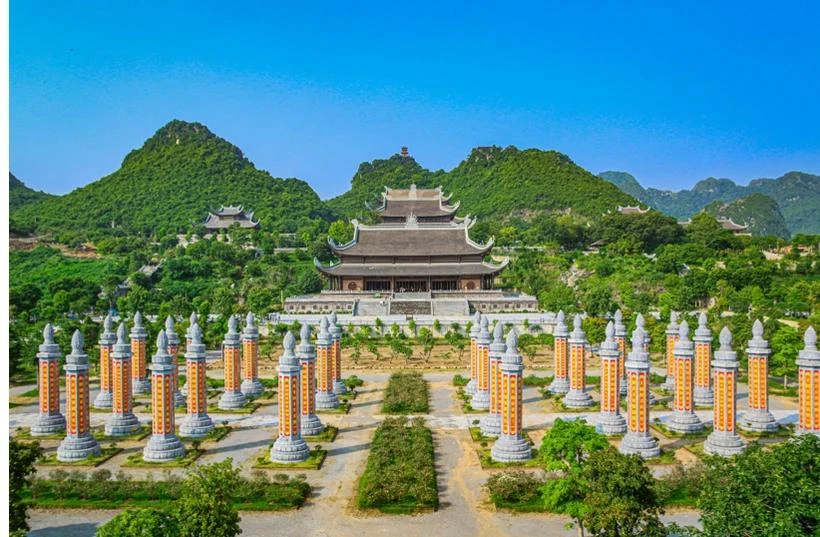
[702,194,790,239]
[9,172,54,211]
[598,170,820,235]
[11,120,334,239]
[329,145,638,221]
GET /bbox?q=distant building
[203,205,259,230]
[678,216,751,236]
[617,205,651,215]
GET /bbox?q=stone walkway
[17,370,797,536]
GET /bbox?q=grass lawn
[252,447,327,470]
[381,372,429,414]
[92,425,152,442]
[651,421,712,440]
[207,402,261,414]
[739,424,794,439]
[14,427,65,441]
[177,425,232,443]
[316,400,351,414]
[122,448,204,468]
[303,425,338,443]
[38,447,122,467]
[645,448,679,465]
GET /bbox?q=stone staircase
[388,300,432,316]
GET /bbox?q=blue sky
[11,1,820,198]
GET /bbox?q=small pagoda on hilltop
[678,216,751,236]
[316,185,506,292]
[203,205,260,230]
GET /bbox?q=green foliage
[382,372,429,414]
[485,471,545,506]
[591,211,684,253]
[690,435,820,537]
[9,172,54,214]
[703,193,790,239]
[357,417,438,512]
[538,418,609,472]
[97,508,180,537]
[10,439,42,533]
[176,460,242,537]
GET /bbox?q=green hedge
[357,417,438,513]
[381,372,429,414]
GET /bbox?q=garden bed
[252,447,326,469]
[206,402,261,414]
[477,448,539,469]
[93,425,152,442]
[122,448,204,468]
[316,400,351,414]
[303,425,338,443]
[356,417,438,513]
[38,447,122,467]
[177,425,232,443]
[381,372,429,414]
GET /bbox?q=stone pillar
[105,323,141,436]
[564,314,593,408]
[241,313,264,397]
[130,312,150,394]
[271,332,310,463]
[636,313,651,353]
[705,327,745,456]
[614,310,628,396]
[471,316,491,410]
[297,323,324,436]
[741,319,778,432]
[480,322,505,437]
[667,321,704,433]
[466,312,481,396]
[662,312,680,392]
[179,322,214,438]
[31,324,66,436]
[693,312,714,406]
[329,311,346,395]
[58,331,101,461]
[315,316,339,409]
[619,326,660,458]
[165,316,186,408]
[797,327,820,436]
[598,322,626,435]
[548,310,570,395]
[93,314,115,409]
[219,315,247,409]
[491,329,531,462]
[143,331,186,462]
[182,311,197,393]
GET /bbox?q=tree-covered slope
[9,172,54,211]
[702,193,790,239]
[329,146,638,222]
[11,120,335,240]
[599,170,820,235]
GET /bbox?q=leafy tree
[416,328,435,362]
[10,439,42,534]
[97,508,180,537]
[176,460,242,537]
[539,418,609,473]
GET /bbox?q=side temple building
[285,185,537,316]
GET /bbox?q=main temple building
[285,185,537,316]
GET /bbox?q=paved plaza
[13,369,799,537]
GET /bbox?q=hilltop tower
[31,324,66,435]
[57,331,101,461]
[93,314,115,409]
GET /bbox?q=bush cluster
[381,372,429,414]
[485,470,544,505]
[357,417,438,512]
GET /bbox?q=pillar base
[333,379,347,395]
[315,390,339,410]
[491,434,532,462]
[465,378,477,396]
[174,391,187,408]
[694,387,713,406]
[704,431,745,457]
[301,413,325,437]
[93,390,113,409]
[132,378,151,395]
[740,410,778,432]
[179,414,215,438]
[471,389,490,410]
[548,377,569,395]
[619,433,660,459]
[666,412,705,434]
[271,436,310,463]
[563,389,594,408]
[218,390,247,410]
[105,412,141,436]
[57,433,101,462]
[480,412,501,437]
[241,379,265,398]
[31,413,66,436]
[143,434,186,462]
[597,412,627,435]
[662,377,675,392]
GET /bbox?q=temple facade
[287,185,537,315]
[203,205,260,230]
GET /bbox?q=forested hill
[599,170,820,235]
[703,194,791,239]
[9,172,55,211]
[10,120,334,240]
[328,145,638,221]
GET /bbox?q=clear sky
[11,1,820,198]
